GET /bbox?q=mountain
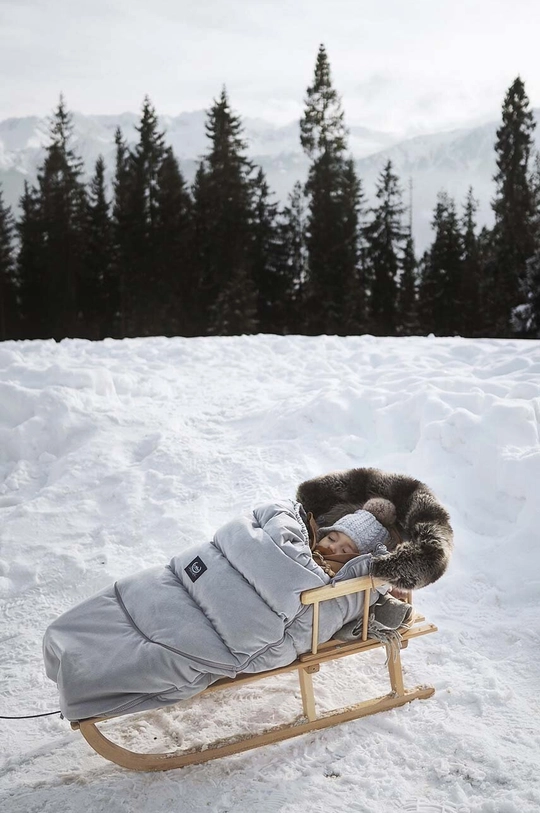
[1,109,539,251]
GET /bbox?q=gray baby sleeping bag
[43,500,388,721]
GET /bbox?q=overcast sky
[2,0,540,136]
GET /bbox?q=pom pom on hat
[362,498,396,527]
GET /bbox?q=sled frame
[71,577,437,771]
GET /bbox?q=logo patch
[185,556,207,583]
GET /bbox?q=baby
[313,498,408,600]
[315,497,396,556]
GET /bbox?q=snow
[0,334,539,813]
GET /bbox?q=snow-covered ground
[0,335,539,813]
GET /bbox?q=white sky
[2,0,540,136]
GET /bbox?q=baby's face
[318,530,359,555]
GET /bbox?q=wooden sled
[71,576,437,771]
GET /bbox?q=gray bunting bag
[43,500,390,721]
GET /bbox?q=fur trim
[296,467,453,590]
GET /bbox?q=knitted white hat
[318,498,396,554]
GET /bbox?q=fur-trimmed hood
[297,468,453,590]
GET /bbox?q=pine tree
[127,96,167,335]
[441,192,463,335]
[339,157,366,334]
[397,230,418,335]
[363,160,406,335]
[304,150,346,331]
[82,156,114,339]
[489,76,536,335]
[190,162,213,334]
[154,146,193,334]
[0,188,17,340]
[300,44,348,159]
[210,264,258,335]
[250,167,292,333]
[519,251,540,336]
[418,192,463,335]
[517,152,540,335]
[476,225,497,337]
[111,127,132,336]
[36,95,87,339]
[199,88,255,334]
[300,45,364,334]
[278,182,308,333]
[461,187,483,337]
[529,151,540,235]
[17,182,44,338]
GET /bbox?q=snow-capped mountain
[1,109,539,251]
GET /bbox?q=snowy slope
[0,335,539,813]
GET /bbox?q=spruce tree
[300,45,364,334]
[418,192,463,335]
[83,156,114,339]
[0,188,17,340]
[279,182,308,333]
[517,152,540,335]
[17,182,44,338]
[127,96,167,335]
[304,150,346,331]
[190,162,213,334]
[210,264,258,336]
[36,95,87,339]
[339,157,366,334]
[363,160,406,335]
[154,146,193,334]
[489,76,536,335]
[529,151,540,234]
[111,127,132,336]
[476,225,497,337]
[198,88,255,334]
[300,44,347,159]
[460,188,483,337]
[250,167,292,333]
[397,229,418,335]
[279,181,308,333]
[441,192,463,334]
[519,251,540,336]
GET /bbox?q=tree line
[1,45,540,341]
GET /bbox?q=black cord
[0,710,61,719]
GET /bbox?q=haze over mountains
[1,109,540,251]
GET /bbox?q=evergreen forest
[1,45,540,341]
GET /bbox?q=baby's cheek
[342,534,359,551]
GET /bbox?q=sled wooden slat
[311,600,320,654]
[71,578,438,771]
[298,621,437,665]
[301,575,387,604]
[361,584,371,641]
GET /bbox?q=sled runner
[70,575,437,771]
